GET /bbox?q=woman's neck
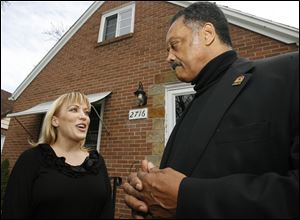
[51,136,83,154]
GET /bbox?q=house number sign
[129,108,148,120]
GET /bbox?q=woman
[2,92,113,219]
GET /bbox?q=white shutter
[118,8,132,36]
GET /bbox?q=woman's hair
[30,92,91,147]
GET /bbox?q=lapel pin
[232,75,245,86]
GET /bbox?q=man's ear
[202,23,215,46]
[52,116,59,127]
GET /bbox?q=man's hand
[123,160,155,219]
[137,167,186,218]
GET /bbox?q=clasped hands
[123,160,186,219]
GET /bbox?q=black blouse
[2,144,113,219]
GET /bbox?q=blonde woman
[2,92,113,219]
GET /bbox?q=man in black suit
[123,2,299,218]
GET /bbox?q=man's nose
[166,51,176,64]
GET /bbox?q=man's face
[166,17,209,82]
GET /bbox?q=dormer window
[98,2,135,42]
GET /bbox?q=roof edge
[219,5,299,45]
[10,1,299,101]
[168,1,298,45]
[10,1,105,101]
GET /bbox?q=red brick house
[1,90,14,153]
[2,1,298,218]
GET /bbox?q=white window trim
[165,83,195,145]
[95,100,105,152]
[98,2,135,43]
[1,134,5,153]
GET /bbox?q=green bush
[1,159,10,209]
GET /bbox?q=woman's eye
[85,111,90,116]
[70,108,78,112]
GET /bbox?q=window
[84,103,104,151]
[175,94,195,123]
[103,14,117,40]
[165,83,195,144]
[1,134,5,153]
[98,2,135,42]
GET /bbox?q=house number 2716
[129,108,148,120]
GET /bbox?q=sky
[1,1,299,94]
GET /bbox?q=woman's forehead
[65,101,89,108]
[58,99,90,110]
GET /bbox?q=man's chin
[176,72,192,83]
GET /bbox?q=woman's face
[52,102,90,143]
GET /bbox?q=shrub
[1,159,10,209]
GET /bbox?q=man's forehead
[166,18,180,41]
[166,17,186,43]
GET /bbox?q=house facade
[1,90,13,153]
[1,1,298,218]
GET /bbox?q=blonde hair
[30,92,91,148]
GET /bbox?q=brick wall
[230,25,298,59]
[1,1,298,218]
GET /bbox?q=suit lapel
[161,59,254,175]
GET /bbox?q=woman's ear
[51,116,59,127]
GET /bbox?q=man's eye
[171,43,178,50]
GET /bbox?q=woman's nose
[79,109,87,119]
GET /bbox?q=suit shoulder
[253,52,298,80]
[255,52,298,69]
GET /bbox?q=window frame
[98,2,135,43]
[165,83,195,145]
[1,134,5,153]
[90,100,106,152]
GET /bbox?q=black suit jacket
[160,52,299,218]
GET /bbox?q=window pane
[105,32,115,40]
[118,9,132,36]
[120,18,131,29]
[119,26,131,35]
[106,26,116,36]
[85,105,101,150]
[120,9,131,20]
[104,14,117,40]
[175,94,194,122]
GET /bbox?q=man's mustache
[170,62,182,71]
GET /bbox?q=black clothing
[191,50,238,96]
[161,51,299,218]
[167,51,238,167]
[2,144,113,219]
